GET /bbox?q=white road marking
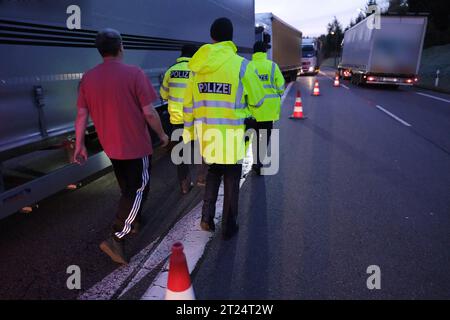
[376,105,412,127]
[416,92,450,104]
[341,84,350,90]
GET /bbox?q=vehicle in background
[338,14,427,87]
[255,13,303,82]
[300,38,321,75]
[0,0,255,219]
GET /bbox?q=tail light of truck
[406,79,413,84]
[367,76,375,82]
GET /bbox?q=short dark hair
[181,44,198,58]
[96,28,122,57]
[253,41,267,53]
[210,17,233,42]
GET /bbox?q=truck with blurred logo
[338,14,427,86]
[300,38,320,75]
[255,13,303,82]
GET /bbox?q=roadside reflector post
[435,69,440,87]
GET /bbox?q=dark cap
[253,41,267,53]
[210,17,233,42]
[181,44,198,58]
[96,28,122,57]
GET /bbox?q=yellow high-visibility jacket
[182,41,266,164]
[249,52,285,122]
[160,57,192,125]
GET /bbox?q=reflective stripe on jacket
[160,57,192,125]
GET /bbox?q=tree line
[318,0,450,60]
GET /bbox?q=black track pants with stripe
[110,155,152,240]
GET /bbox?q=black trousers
[202,164,242,233]
[172,124,190,183]
[255,121,273,168]
[172,123,208,184]
[110,155,152,240]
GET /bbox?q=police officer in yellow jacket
[183,18,265,239]
[160,45,203,194]
[249,41,285,175]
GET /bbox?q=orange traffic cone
[312,80,321,96]
[333,74,340,87]
[165,242,195,300]
[289,90,306,120]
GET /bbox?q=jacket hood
[189,41,237,74]
[177,57,191,63]
[252,52,267,61]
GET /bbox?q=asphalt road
[192,69,450,299]
[1,69,449,300]
[0,148,204,299]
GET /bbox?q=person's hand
[159,133,169,148]
[73,144,88,165]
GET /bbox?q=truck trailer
[0,0,255,219]
[338,14,427,86]
[255,13,302,82]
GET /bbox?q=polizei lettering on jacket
[170,70,190,79]
[198,82,232,95]
[258,74,269,81]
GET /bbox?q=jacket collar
[177,57,191,63]
[252,52,267,61]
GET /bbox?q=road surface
[1,68,449,299]
[192,68,450,299]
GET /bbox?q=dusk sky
[255,0,389,37]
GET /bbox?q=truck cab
[300,38,320,75]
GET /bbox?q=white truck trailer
[0,0,255,219]
[338,14,427,86]
[255,13,303,82]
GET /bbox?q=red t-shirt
[77,58,157,160]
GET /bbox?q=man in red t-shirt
[74,28,169,265]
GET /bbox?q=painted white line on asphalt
[341,84,350,90]
[376,105,412,127]
[282,82,294,102]
[319,71,333,80]
[416,92,450,104]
